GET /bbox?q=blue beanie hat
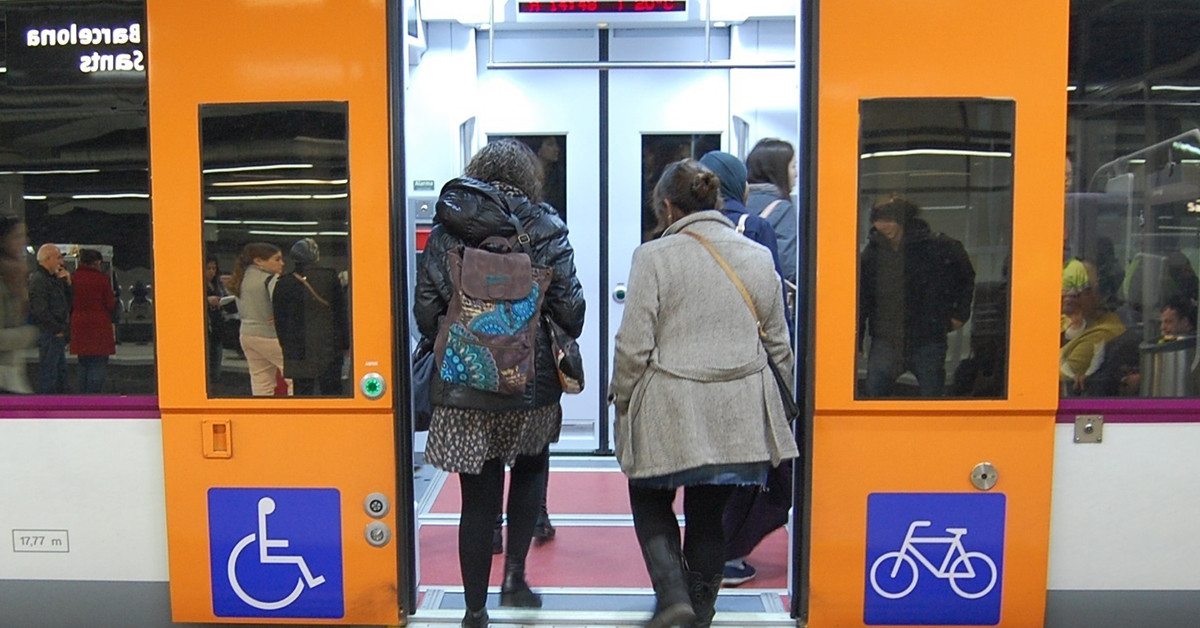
[699,150,748,204]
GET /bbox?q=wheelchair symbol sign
[208,488,344,618]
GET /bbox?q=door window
[200,102,353,398]
[855,98,1015,400]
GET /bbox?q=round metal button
[365,521,392,547]
[970,462,999,491]
[360,372,386,399]
[364,492,390,519]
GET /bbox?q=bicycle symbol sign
[208,488,344,619]
[864,493,1005,626]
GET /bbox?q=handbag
[683,231,800,423]
[412,337,435,431]
[543,313,584,394]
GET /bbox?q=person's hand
[950,318,964,331]
[207,296,221,307]
[1072,372,1087,393]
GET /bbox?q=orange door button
[202,419,233,459]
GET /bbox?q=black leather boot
[685,571,723,628]
[533,502,556,543]
[641,536,696,628]
[500,555,542,608]
[461,607,488,628]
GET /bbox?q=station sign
[4,4,146,87]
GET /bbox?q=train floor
[406,456,797,627]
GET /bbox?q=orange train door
[807,1,1067,627]
[147,1,407,624]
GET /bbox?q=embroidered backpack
[433,216,551,403]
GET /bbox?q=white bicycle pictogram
[869,520,997,600]
[227,497,326,610]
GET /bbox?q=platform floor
[406,456,797,627]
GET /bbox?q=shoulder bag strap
[682,231,765,341]
[736,213,748,234]
[759,199,784,220]
[293,273,331,308]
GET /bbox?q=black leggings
[457,447,549,611]
[628,483,734,583]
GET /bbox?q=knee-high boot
[641,536,696,628]
[685,571,723,628]
[500,554,542,608]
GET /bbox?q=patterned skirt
[425,403,562,475]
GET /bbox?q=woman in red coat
[69,248,116,393]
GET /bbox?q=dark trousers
[292,358,344,396]
[77,355,108,393]
[206,333,223,388]
[36,333,68,394]
[723,463,794,561]
[457,447,549,612]
[628,483,734,585]
[865,337,948,397]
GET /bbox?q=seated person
[1159,297,1196,339]
[1061,259,1126,395]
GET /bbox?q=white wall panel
[1049,422,1200,590]
[0,419,168,581]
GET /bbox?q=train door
[147,1,407,625]
[806,1,1068,627]
[405,9,801,621]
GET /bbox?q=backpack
[433,217,551,402]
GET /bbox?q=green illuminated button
[360,372,386,399]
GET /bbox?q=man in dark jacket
[859,195,975,397]
[30,243,73,393]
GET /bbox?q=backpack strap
[506,212,534,255]
[759,199,784,220]
[736,214,749,234]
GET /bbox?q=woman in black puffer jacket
[414,139,585,628]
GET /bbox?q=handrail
[1087,128,1200,192]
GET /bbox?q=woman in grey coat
[610,159,798,628]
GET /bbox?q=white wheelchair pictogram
[227,497,326,610]
[869,520,998,600]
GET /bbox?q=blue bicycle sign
[864,493,1005,626]
[869,520,997,599]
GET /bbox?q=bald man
[30,243,72,393]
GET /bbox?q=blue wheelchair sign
[864,493,1005,625]
[208,488,344,619]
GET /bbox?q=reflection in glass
[1066,132,1200,397]
[201,102,352,398]
[489,134,568,221]
[855,99,1014,400]
[641,134,721,241]
[1,103,154,394]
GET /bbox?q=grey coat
[610,210,799,480]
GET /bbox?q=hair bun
[692,171,720,199]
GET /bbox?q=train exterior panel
[2,1,1200,627]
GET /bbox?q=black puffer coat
[859,217,975,346]
[414,177,586,411]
